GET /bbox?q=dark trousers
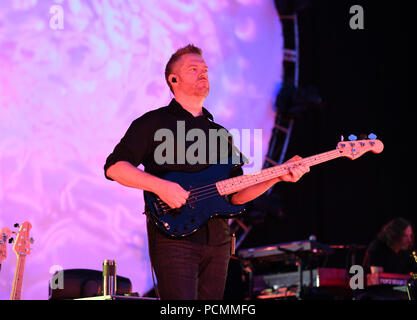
[147,219,231,300]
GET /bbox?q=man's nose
[199,71,208,79]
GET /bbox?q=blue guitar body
[144,162,246,238]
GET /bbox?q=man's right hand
[106,161,190,209]
[157,180,190,209]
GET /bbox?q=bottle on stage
[103,259,117,296]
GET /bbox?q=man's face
[400,225,414,250]
[172,53,209,97]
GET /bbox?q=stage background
[0,0,283,299]
[223,0,412,300]
[238,0,413,254]
[0,0,412,300]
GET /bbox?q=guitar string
[156,172,275,208]
[172,162,289,195]
[170,150,363,212]
[156,170,285,209]
[156,167,296,210]
[178,167,282,196]
[160,160,362,213]
[156,152,342,210]
[157,190,222,210]
[157,188,220,209]
[184,182,217,193]
[157,187,218,203]
[185,192,226,204]
[168,152,338,196]
[154,184,220,210]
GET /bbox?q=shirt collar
[168,99,214,121]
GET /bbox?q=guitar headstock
[12,222,32,257]
[0,227,12,265]
[337,133,384,160]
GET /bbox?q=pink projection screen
[0,0,283,299]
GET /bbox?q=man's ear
[169,74,178,84]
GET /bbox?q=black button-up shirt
[104,99,243,245]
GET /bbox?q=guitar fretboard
[10,255,26,300]
[216,149,341,195]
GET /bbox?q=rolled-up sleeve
[104,114,154,180]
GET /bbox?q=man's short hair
[165,44,203,93]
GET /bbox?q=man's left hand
[279,155,310,183]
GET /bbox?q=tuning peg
[348,134,357,141]
[368,133,377,140]
[8,238,14,243]
[340,135,344,141]
[14,223,19,228]
[30,237,35,244]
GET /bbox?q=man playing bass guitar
[104,44,310,300]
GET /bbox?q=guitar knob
[348,134,357,141]
[368,133,377,140]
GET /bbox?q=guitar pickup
[187,195,196,209]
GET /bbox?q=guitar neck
[216,149,341,195]
[10,255,26,300]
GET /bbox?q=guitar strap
[206,116,249,167]
[226,133,250,166]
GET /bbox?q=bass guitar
[10,221,32,300]
[0,227,12,271]
[144,135,383,238]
